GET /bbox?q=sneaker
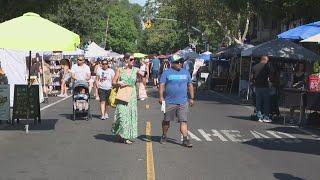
[140,98,145,101]
[57,94,64,97]
[263,118,272,123]
[263,117,272,123]
[160,135,167,144]
[182,139,193,148]
[95,97,100,101]
[101,115,105,120]
[258,118,264,122]
[105,114,109,119]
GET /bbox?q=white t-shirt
[140,64,146,72]
[97,68,115,90]
[71,64,91,81]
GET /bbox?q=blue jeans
[255,87,270,119]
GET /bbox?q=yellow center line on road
[146,121,155,180]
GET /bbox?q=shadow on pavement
[0,119,58,131]
[273,173,305,180]
[228,115,254,122]
[138,135,182,146]
[195,91,244,106]
[94,134,118,143]
[59,113,100,121]
[267,127,308,136]
[227,116,292,126]
[243,138,320,156]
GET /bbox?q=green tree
[106,0,140,53]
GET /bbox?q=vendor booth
[241,39,320,126]
[214,44,254,93]
[84,42,110,58]
[0,12,80,127]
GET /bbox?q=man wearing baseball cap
[159,55,195,148]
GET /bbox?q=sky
[129,0,147,6]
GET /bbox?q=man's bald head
[260,56,269,64]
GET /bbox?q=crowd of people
[48,53,195,147]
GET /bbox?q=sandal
[124,139,133,145]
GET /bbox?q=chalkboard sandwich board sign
[12,85,41,124]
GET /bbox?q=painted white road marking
[272,131,302,143]
[40,95,72,111]
[221,130,249,142]
[250,130,270,142]
[188,131,202,141]
[211,129,228,142]
[210,90,320,141]
[186,129,302,143]
[198,129,213,141]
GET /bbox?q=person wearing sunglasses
[96,59,115,120]
[159,55,195,148]
[70,56,91,83]
[112,53,142,145]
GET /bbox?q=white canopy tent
[0,49,27,106]
[85,42,110,58]
[63,48,84,56]
[106,50,123,59]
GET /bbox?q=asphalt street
[0,88,319,180]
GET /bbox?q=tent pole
[239,56,242,96]
[246,56,253,101]
[26,50,32,133]
[40,55,46,102]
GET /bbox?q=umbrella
[301,33,320,43]
[202,51,212,55]
[0,12,80,51]
[278,21,320,40]
[158,54,167,59]
[199,54,211,61]
[0,12,80,125]
[241,39,319,62]
[134,53,147,58]
[216,44,254,58]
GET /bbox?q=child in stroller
[73,81,91,120]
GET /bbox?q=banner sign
[0,85,10,120]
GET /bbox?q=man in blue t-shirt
[159,55,195,148]
[151,55,161,87]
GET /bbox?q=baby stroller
[72,81,92,121]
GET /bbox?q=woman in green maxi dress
[112,56,140,144]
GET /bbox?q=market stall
[241,39,320,126]
[84,42,109,58]
[0,12,80,126]
[214,44,254,93]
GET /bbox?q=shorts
[89,76,96,83]
[98,88,111,104]
[152,70,159,79]
[164,103,189,122]
[63,74,71,83]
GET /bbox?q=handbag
[115,86,133,103]
[109,88,117,108]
